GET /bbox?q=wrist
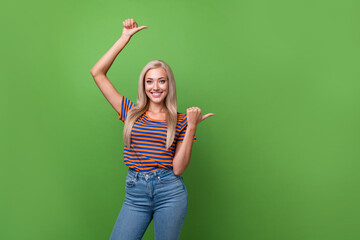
[188,125,197,131]
[120,34,131,41]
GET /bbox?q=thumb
[136,26,148,32]
[202,113,215,121]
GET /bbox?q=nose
[154,81,159,90]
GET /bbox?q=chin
[152,98,164,102]
[147,93,167,102]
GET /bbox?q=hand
[122,18,148,38]
[186,107,215,128]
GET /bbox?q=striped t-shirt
[118,95,197,172]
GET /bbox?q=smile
[151,92,163,98]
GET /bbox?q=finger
[191,107,200,112]
[202,113,215,121]
[137,26,148,31]
[131,19,135,28]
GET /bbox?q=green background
[1,0,360,239]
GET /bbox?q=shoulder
[176,112,189,128]
[177,112,187,121]
[123,95,135,106]
[177,112,186,118]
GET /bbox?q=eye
[146,80,152,84]
[160,80,166,83]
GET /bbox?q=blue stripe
[131,135,167,142]
[130,141,175,148]
[129,151,172,158]
[125,151,173,159]
[120,95,124,121]
[124,160,160,164]
[132,129,167,137]
[132,146,174,153]
[133,125,168,132]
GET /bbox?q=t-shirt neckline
[145,111,167,122]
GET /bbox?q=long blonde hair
[123,60,178,150]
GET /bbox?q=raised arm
[90,18,148,115]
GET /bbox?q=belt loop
[135,172,138,181]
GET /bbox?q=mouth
[151,92,163,98]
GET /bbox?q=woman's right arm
[90,18,148,115]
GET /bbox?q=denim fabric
[109,168,188,240]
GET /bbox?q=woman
[90,18,214,240]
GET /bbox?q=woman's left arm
[172,107,215,175]
[172,125,197,176]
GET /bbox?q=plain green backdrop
[1,0,360,239]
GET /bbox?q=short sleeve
[118,95,135,123]
[177,115,197,143]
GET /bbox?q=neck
[148,103,167,113]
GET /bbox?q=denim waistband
[128,167,173,179]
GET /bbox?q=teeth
[151,92,162,97]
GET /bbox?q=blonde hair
[123,60,178,150]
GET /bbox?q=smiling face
[144,67,169,107]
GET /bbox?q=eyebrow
[146,77,166,80]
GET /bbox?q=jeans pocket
[158,172,181,184]
[125,175,136,188]
[179,176,187,192]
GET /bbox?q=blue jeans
[109,168,188,240]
